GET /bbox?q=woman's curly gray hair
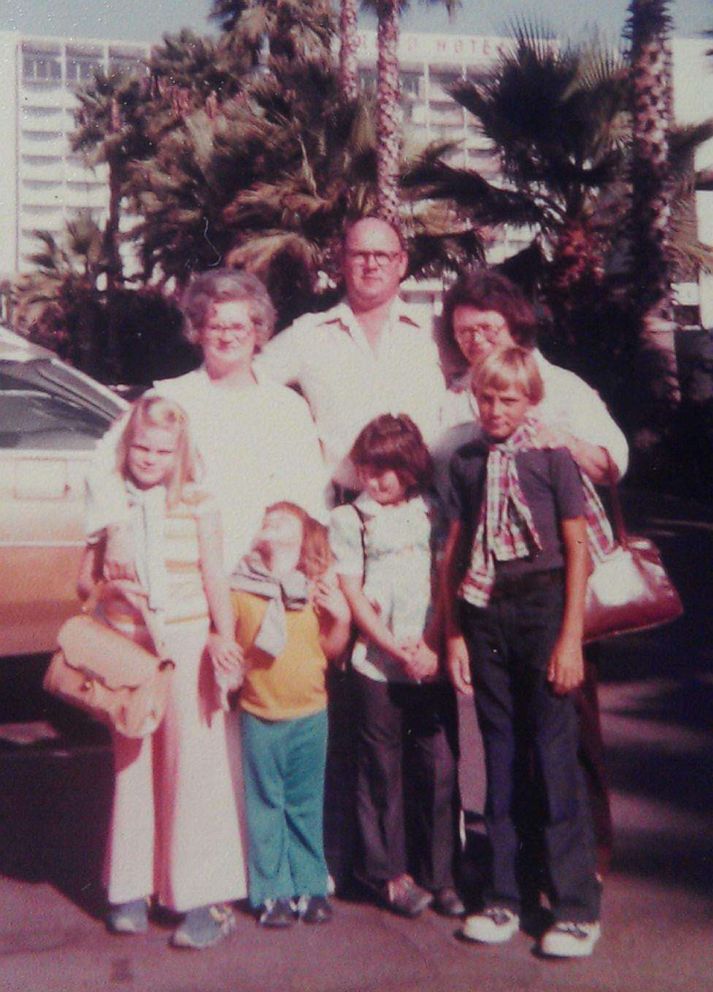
[181,269,277,349]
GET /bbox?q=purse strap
[604,453,628,547]
[352,503,367,582]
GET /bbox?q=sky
[1,0,711,46]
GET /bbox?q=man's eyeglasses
[346,249,402,269]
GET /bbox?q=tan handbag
[584,475,683,644]
[43,607,175,739]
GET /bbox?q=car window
[1,358,122,419]
[0,362,120,450]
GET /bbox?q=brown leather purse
[43,600,175,739]
[584,476,683,643]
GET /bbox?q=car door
[0,345,125,657]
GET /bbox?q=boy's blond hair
[117,395,202,508]
[472,346,544,405]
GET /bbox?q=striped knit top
[97,491,215,644]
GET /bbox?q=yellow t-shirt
[232,590,328,721]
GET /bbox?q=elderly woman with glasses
[89,268,327,569]
[83,268,327,951]
[435,267,628,885]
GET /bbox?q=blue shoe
[171,904,236,949]
[106,898,149,935]
[258,898,295,928]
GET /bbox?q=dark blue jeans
[459,574,600,923]
[351,671,460,892]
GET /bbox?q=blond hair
[263,501,332,582]
[116,395,202,508]
[472,346,544,405]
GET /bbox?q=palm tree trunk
[375,0,402,226]
[628,0,680,404]
[339,0,360,102]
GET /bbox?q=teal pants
[241,708,329,908]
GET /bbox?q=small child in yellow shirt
[228,502,350,928]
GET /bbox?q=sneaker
[170,904,236,949]
[293,894,333,924]
[461,907,520,944]
[258,898,295,928]
[381,874,433,918]
[540,920,601,958]
[432,886,466,918]
[106,898,148,935]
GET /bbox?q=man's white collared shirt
[255,298,446,487]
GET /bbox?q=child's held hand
[313,578,351,624]
[547,637,584,695]
[207,633,244,678]
[400,638,439,682]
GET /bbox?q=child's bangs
[481,366,528,395]
[474,346,543,404]
[361,445,407,474]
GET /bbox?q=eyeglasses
[202,323,255,340]
[345,249,402,269]
[454,321,509,344]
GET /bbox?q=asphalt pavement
[0,491,711,992]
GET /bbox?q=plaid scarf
[459,418,614,608]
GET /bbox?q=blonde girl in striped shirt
[77,395,247,950]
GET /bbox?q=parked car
[0,327,127,658]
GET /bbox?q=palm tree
[626,0,679,403]
[339,0,360,101]
[360,1,459,226]
[148,28,249,112]
[210,0,336,64]
[129,41,478,325]
[403,29,630,321]
[71,69,154,292]
[12,217,107,376]
[133,54,379,322]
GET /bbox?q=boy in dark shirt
[442,346,601,958]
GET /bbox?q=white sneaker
[461,907,520,944]
[540,920,601,958]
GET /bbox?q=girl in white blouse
[329,414,463,920]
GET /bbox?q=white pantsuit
[104,619,247,911]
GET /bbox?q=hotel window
[22,51,62,82]
[66,48,103,84]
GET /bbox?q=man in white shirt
[255,217,446,499]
